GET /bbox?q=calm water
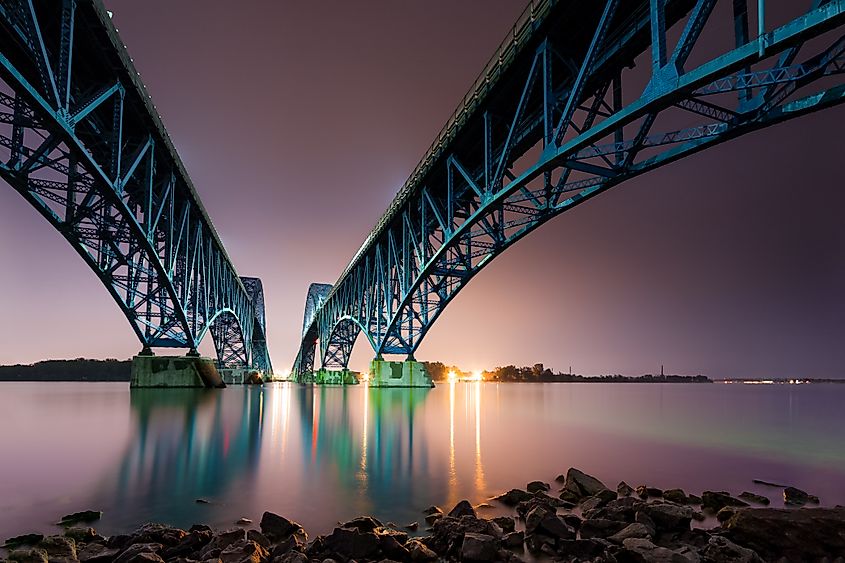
[1,381,845,538]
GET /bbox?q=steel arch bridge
[294,0,845,379]
[0,0,272,373]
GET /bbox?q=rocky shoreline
[3,468,844,563]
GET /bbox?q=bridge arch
[0,0,271,371]
[296,0,845,377]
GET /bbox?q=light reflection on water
[1,381,844,538]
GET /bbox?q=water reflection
[2,381,845,539]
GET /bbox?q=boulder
[503,531,523,548]
[492,489,532,507]
[259,512,303,543]
[3,535,43,549]
[423,513,442,525]
[77,543,120,563]
[198,529,244,559]
[702,491,748,513]
[723,507,845,561]
[339,516,382,533]
[607,523,652,544]
[636,485,663,499]
[160,528,213,559]
[64,527,98,543]
[37,536,77,560]
[421,506,441,515]
[717,506,739,523]
[492,516,515,533]
[460,533,497,561]
[219,539,269,563]
[320,527,379,560]
[58,511,102,526]
[662,488,689,504]
[236,518,252,526]
[404,521,418,531]
[641,503,693,532]
[113,543,163,563]
[561,468,609,500]
[578,518,628,539]
[122,554,163,563]
[130,523,186,547]
[526,481,550,493]
[783,486,819,506]
[620,538,697,562]
[617,481,634,497]
[272,551,308,563]
[555,474,566,483]
[447,500,476,518]
[537,513,575,540]
[556,538,613,560]
[406,539,436,561]
[687,494,702,505]
[700,535,764,563]
[6,549,48,563]
[737,492,769,506]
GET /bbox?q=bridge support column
[219,368,264,385]
[368,358,434,388]
[313,368,359,385]
[130,355,225,388]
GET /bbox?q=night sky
[0,1,843,379]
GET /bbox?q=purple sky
[0,1,843,378]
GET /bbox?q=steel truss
[295,0,845,379]
[0,0,272,372]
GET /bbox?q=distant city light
[447,370,457,383]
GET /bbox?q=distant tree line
[0,358,131,381]
[423,361,710,383]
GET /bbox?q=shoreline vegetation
[0,359,843,384]
[4,467,843,562]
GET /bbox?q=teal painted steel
[0,0,272,372]
[294,0,845,379]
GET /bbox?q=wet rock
[427,515,499,556]
[491,516,515,534]
[195,499,210,504]
[131,524,186,547]
[635,511,657,536]
[620,537,697,562]
[723,507,845,561]
[580,488,617,513]
[260,513,303,543]
[526,481,550,493]
[608,523,652,544]
[558,489,581,504]
[245,531,270,550]
[423,513,441,525]
[561,468,609,501]
[717,506,739,523]
[492,489,532,507]
[406,539,436,561]
[272,552,308,563]
[783,486,819,506]
[687,494,702,505]
[122,554,163,563]
[701,491,748,513]
[578,518,628,539]
[7,548,49,563]
[235,518,252,526]
[737,492,769,506]
[538,514,575,540]
[37,536,77,560]
[199,530,244,559]
[113,543,163,563]
[700,535,764,563]
[562,514,581,530]
[636,485,663,499]
[64,527,97,543]
[320,527,380,561]
[503,531,523,548]
[641,503,693,532]
[160,528,213,559]
[555,474,566,483]
[447,500,476,518]
[77,543,120,563]
[58,511,102,527]
[589,497,644,523]
[524,533,554,554]
[376,529,410,560]
[421,506,441,516]
[461,533,497,561]
[557,538,612,560]
[617,481,634,497]
[268,534,305,558]
[219,539,269,563]
[662,488,689,504]
[404,522,418,531]
[339,516,382,533]
[474,503,494,512]
[3,535,43,549]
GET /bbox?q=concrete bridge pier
[219,368,264,385]
[130,352,226,388]
[313,368,359,385]
[368,356,434,388]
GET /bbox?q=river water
[1,381,844,538]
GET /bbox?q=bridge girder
[295,0,845,378]
[0,0,272,372]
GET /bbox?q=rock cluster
[3,470,842,562]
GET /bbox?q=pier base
[313,368,359,385]
[368,358,434,388]
[130,355,225,388]
[219,368,264,385]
